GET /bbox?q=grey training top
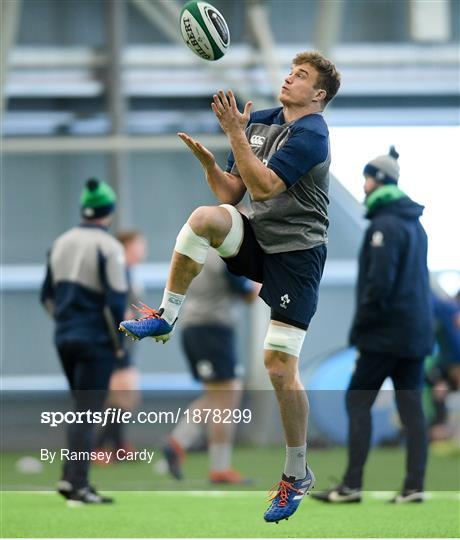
[226,107,330,254]
[40,224,128,347]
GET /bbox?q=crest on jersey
[280,294,291,309]
[371,230,385,247]
[250,134,265,147]
[197,359,214,380]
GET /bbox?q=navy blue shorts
[222,213,327,330]
[181,325,238,382]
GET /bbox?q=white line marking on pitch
[9,490,460,500]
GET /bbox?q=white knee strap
[216,204,244,258]
[263,322,307,358]
[174,222,210,264]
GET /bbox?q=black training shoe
[390,489,425,503]
[311,484,362,503]
[56,480,73,500]
[67,485,114,506]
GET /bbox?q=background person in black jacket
[312,147,434,504]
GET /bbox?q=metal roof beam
[245,0,282,104]
[106,0,132,229]
[313,0,343,57]
[1,0,22,115]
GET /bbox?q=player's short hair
[292,51,341,107]
[116,230,143,246]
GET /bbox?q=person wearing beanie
[312,147,434,505]
[80,177,117,220]
[40,178,128,504]
[363,145,400,185]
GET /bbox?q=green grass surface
[2,491,459,538]
[2,446,459,491]
[1,446,459,537]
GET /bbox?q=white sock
[209,443,232,472]
[160,289,185,325]
[171,418,204,450]
[284,444,307,480]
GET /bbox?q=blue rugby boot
[264,466,315,523]
[119,303,175,343]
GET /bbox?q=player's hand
[178,132,216,171]
[212,90,252,134]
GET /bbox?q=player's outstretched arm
[178,132,246,205]
[212,90,286,201]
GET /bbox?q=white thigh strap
[263,321,306,358]
[174,222,210,264]
[216,204,244,258]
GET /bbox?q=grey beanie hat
[363,146,400,184]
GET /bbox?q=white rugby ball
[179,1,230,61]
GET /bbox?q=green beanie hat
[80,178,117,219]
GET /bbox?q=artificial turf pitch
[2,490,459,538]
[1,446,459,538]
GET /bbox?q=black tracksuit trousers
[343,349,427,491]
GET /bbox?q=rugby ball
[179,1,230,61]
